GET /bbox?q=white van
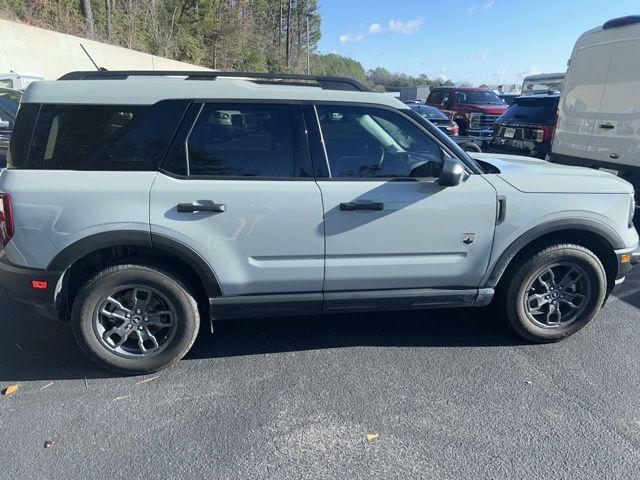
[550,15,640,199]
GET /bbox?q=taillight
[0,193,14,247]
[533,125,554,142]
[447,123,459,136]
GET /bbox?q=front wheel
[501,244,607,342]
[71,264,200,375]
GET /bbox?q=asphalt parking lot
[1,267,640,479]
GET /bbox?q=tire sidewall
[506,246,606,342]
[72,266,199,374]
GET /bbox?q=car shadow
[0,294,525,382]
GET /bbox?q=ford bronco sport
[0,71,638,374]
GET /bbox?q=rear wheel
[71,264,200,374]
[501,244,607,342]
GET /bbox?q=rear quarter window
[17,100,189,170]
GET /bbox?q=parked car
[549,15,640,201]
[0,72,44,91]
[521,73,565,96]
[408,104,459,136]
[0,88,21,167]
[490,94,560,159]
[0,71,638,374]
[426,86,508,139]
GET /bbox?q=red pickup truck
[426,86,507,139]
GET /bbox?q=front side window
[187,103,306,177]
[316,105,445,179]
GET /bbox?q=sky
[317,0,639,86]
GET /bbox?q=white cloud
[480,51,488,59]
[368,22,382,34]
[467,51,488,60]
[466,5,476,13]
[492,69,507,77]
[387,17,424,34]
[482,0,495,9]
[339,33,364,43]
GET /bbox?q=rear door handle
[176,202,226,213]
[599,123,615,130]
[340,202,384,211]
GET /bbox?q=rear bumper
[0,252,63,319]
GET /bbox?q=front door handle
[599,123,615,130]
[340,202,384,211]
[176,202,226,213]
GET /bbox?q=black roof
[58,70,374,92]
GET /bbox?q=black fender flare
[483,218,623,288]
[48,230,222,297]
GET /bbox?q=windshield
[0,89,21,112]
[498,96,559,125]
[456,90,502,105]
[409,105,448,120]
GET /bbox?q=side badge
[461,233,476,245]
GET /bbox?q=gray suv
[0,71,638,374]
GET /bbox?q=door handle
[176,202,226,213]
[340,202,384,211]
[599,123,615,130]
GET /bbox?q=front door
[312,103,497,292]
[150,102,325,297]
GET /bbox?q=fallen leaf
[364,433,379,441]
[44,439,55,449]
[135,375,159,386]
[2,384,18,396]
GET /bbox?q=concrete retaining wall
[0,19,211,80]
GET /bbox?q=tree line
[1,0,454,91]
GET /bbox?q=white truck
[550,15,640,200]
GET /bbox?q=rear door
[309,103,497,292]
[587,36,640,168]
[149,101,325,298]
[553,41,614,160]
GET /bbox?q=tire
[71,264,200,375]
[500,244,607,342]
[459,141,481,153]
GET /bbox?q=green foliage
[0,0,322,73]
[367,67,454,91]
[312,53,366,81]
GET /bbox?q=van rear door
[553,39,614,161]
[587,33,640,169]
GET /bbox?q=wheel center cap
[132,316,142,325]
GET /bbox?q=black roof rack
[58,70,374,92]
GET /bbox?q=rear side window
[185,103,311,178]
[498,97,559,125]
[20,100,188,170]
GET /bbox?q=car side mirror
[439,157,467,187]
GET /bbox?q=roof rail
[603,15,640,30]
[57,70,374,92]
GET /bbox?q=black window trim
[159,99,315,181]
[303,100,481,181]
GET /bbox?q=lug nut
[138,326,143,331]
[127,323,132,329]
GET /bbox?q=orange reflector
[620,254,632,264]
[31,280,48,289]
